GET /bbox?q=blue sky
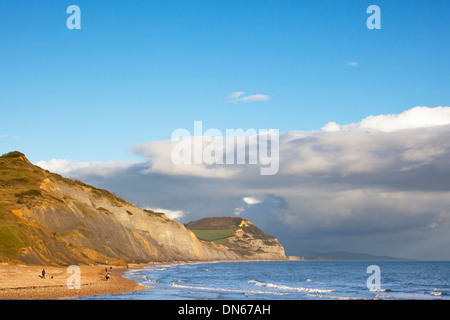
[1,0,448,163]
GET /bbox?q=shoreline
[0,263,150,300]
[2,259,438,300]
[0,259,286,300]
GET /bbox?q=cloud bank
[322,106,450,132]
[36,106,450,260]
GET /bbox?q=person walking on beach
[41,269,45,279]
[105,272,110,281]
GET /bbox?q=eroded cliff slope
[0,151,286,265]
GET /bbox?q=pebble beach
[0,264,148,299]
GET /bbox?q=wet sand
[0,263,149,300]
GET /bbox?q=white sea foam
[146,267,168,271]
[431,289,444,296]
[248,280,336,293]
[143,278,159,284]
[308,293,392,300]
[369,288,391,292]
[306,293,369,300]
[170,282,289,296]
[124,269,139,275]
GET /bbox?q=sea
[84,260,450,300]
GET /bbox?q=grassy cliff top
[0,151,47,208]
[185,217,276,245]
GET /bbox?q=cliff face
[185,217,286,260]
[0,152,286,265]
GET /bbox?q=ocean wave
[307,293,359,300]
[369,288,392,292]
[306,293,379,300]
[374,295,391,300]
[248,280,336,293]
[124,269,140,275]
[170,282,289,296]
[141,276,159,283]
[431,289,444,296]
[146,267,168,271]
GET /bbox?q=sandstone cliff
[0,151,286,265]
[186,217,286,260]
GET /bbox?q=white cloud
[131,139,241,179]
[47,106,450,181]
[35,159,74,173]
[234,197,263,216]
[321,121,341,132]
[227,91,245,101]
[234,207,245,216]
[402,146,446,163]
[346,62,359,67]
[130,129,280,178]
[243,197,262,205]
[322,106,450,132]
[146,208,184,220]
[227,91,270,103]
[35,159,135,178]
[39,107,450,182]
[240,94,270,102]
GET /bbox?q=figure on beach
[41,269,45,279]
[105,273,110,281]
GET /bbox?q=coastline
[0,259,286,300]
[0,263,150,300]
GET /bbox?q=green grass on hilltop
[185,217,276,246]
[188,228,237,244]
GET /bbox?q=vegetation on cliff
[185,217,284,258]
[0,151,286,265]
